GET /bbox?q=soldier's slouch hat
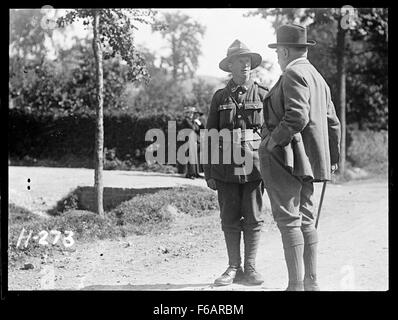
[219,39,262,72]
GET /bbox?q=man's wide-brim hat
[268,24,316,48]
[219,39,262,72]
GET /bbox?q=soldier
[259,24,341,291]
[182,106,205,179]
[204,40,269,286]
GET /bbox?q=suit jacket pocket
[283,132,313,177]
[283,143,294,170]
[283,133,302,171]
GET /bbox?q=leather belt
[222,129,262,143]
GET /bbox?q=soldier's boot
[243,230,264,285]
[302,225,320,291]
[280,226,305,291]
[214,266,244,286]
[214,232,243,286]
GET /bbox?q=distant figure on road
[182,106,204,179]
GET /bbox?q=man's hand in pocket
[266,136,278,152]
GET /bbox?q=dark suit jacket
[261,59,341,181]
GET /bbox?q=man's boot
[302,225,320,291]
[279,226,305,291]
[243,230,264,285]
[214,232,244,286]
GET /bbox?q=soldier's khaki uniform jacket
[203,79,269,183]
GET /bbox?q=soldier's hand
[206,178,217,190]
[331,163,338,173]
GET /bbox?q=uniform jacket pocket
[244,102,263,126]
[218,104,235,129]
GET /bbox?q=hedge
[8,109,189,164]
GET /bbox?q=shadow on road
[115,171,181,177]
[115,171,205,180]
[81,283,213,290]
[80,283,283,291]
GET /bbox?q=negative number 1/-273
[16,228,75,249]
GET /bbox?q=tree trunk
[336,20,347,174]
[92,10,104,216]
[171,35,178,81]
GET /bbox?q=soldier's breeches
[216,179,265,232]
[259,145,316,228]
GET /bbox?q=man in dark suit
[204,40,269,286]
[259,24,341,291]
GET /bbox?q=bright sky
[133,9,281,83]
[49,8,282,85]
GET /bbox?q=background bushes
[347,129,388,174]
[9,109,388,174]
[9,109,189,166]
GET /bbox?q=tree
[57,9,163,216]
[9,8,81,82]
[124,45,216,116]
[9,38,135,117]
[247,8,388,174]
[10,9,56,104]
[345,9,388,130]
[10,9,52,61]
[190,78,217,115]
[250,60,277,89]
[153,12,206,81]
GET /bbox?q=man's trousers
[259,141,316,228]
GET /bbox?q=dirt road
[8,167,388,291]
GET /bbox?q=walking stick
[315,181,327,229]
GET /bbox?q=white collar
[285,57,307,71]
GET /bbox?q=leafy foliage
[9,9,218,169]
[248,8,388,130]
[10,10,215,117]
[9,46,130,115]
[123,46,217,115]
[153,12,206,81]
[10,9,52,61]
[57,9,164,83]
[347,128,388,173]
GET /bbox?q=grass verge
[8,186,220,264]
